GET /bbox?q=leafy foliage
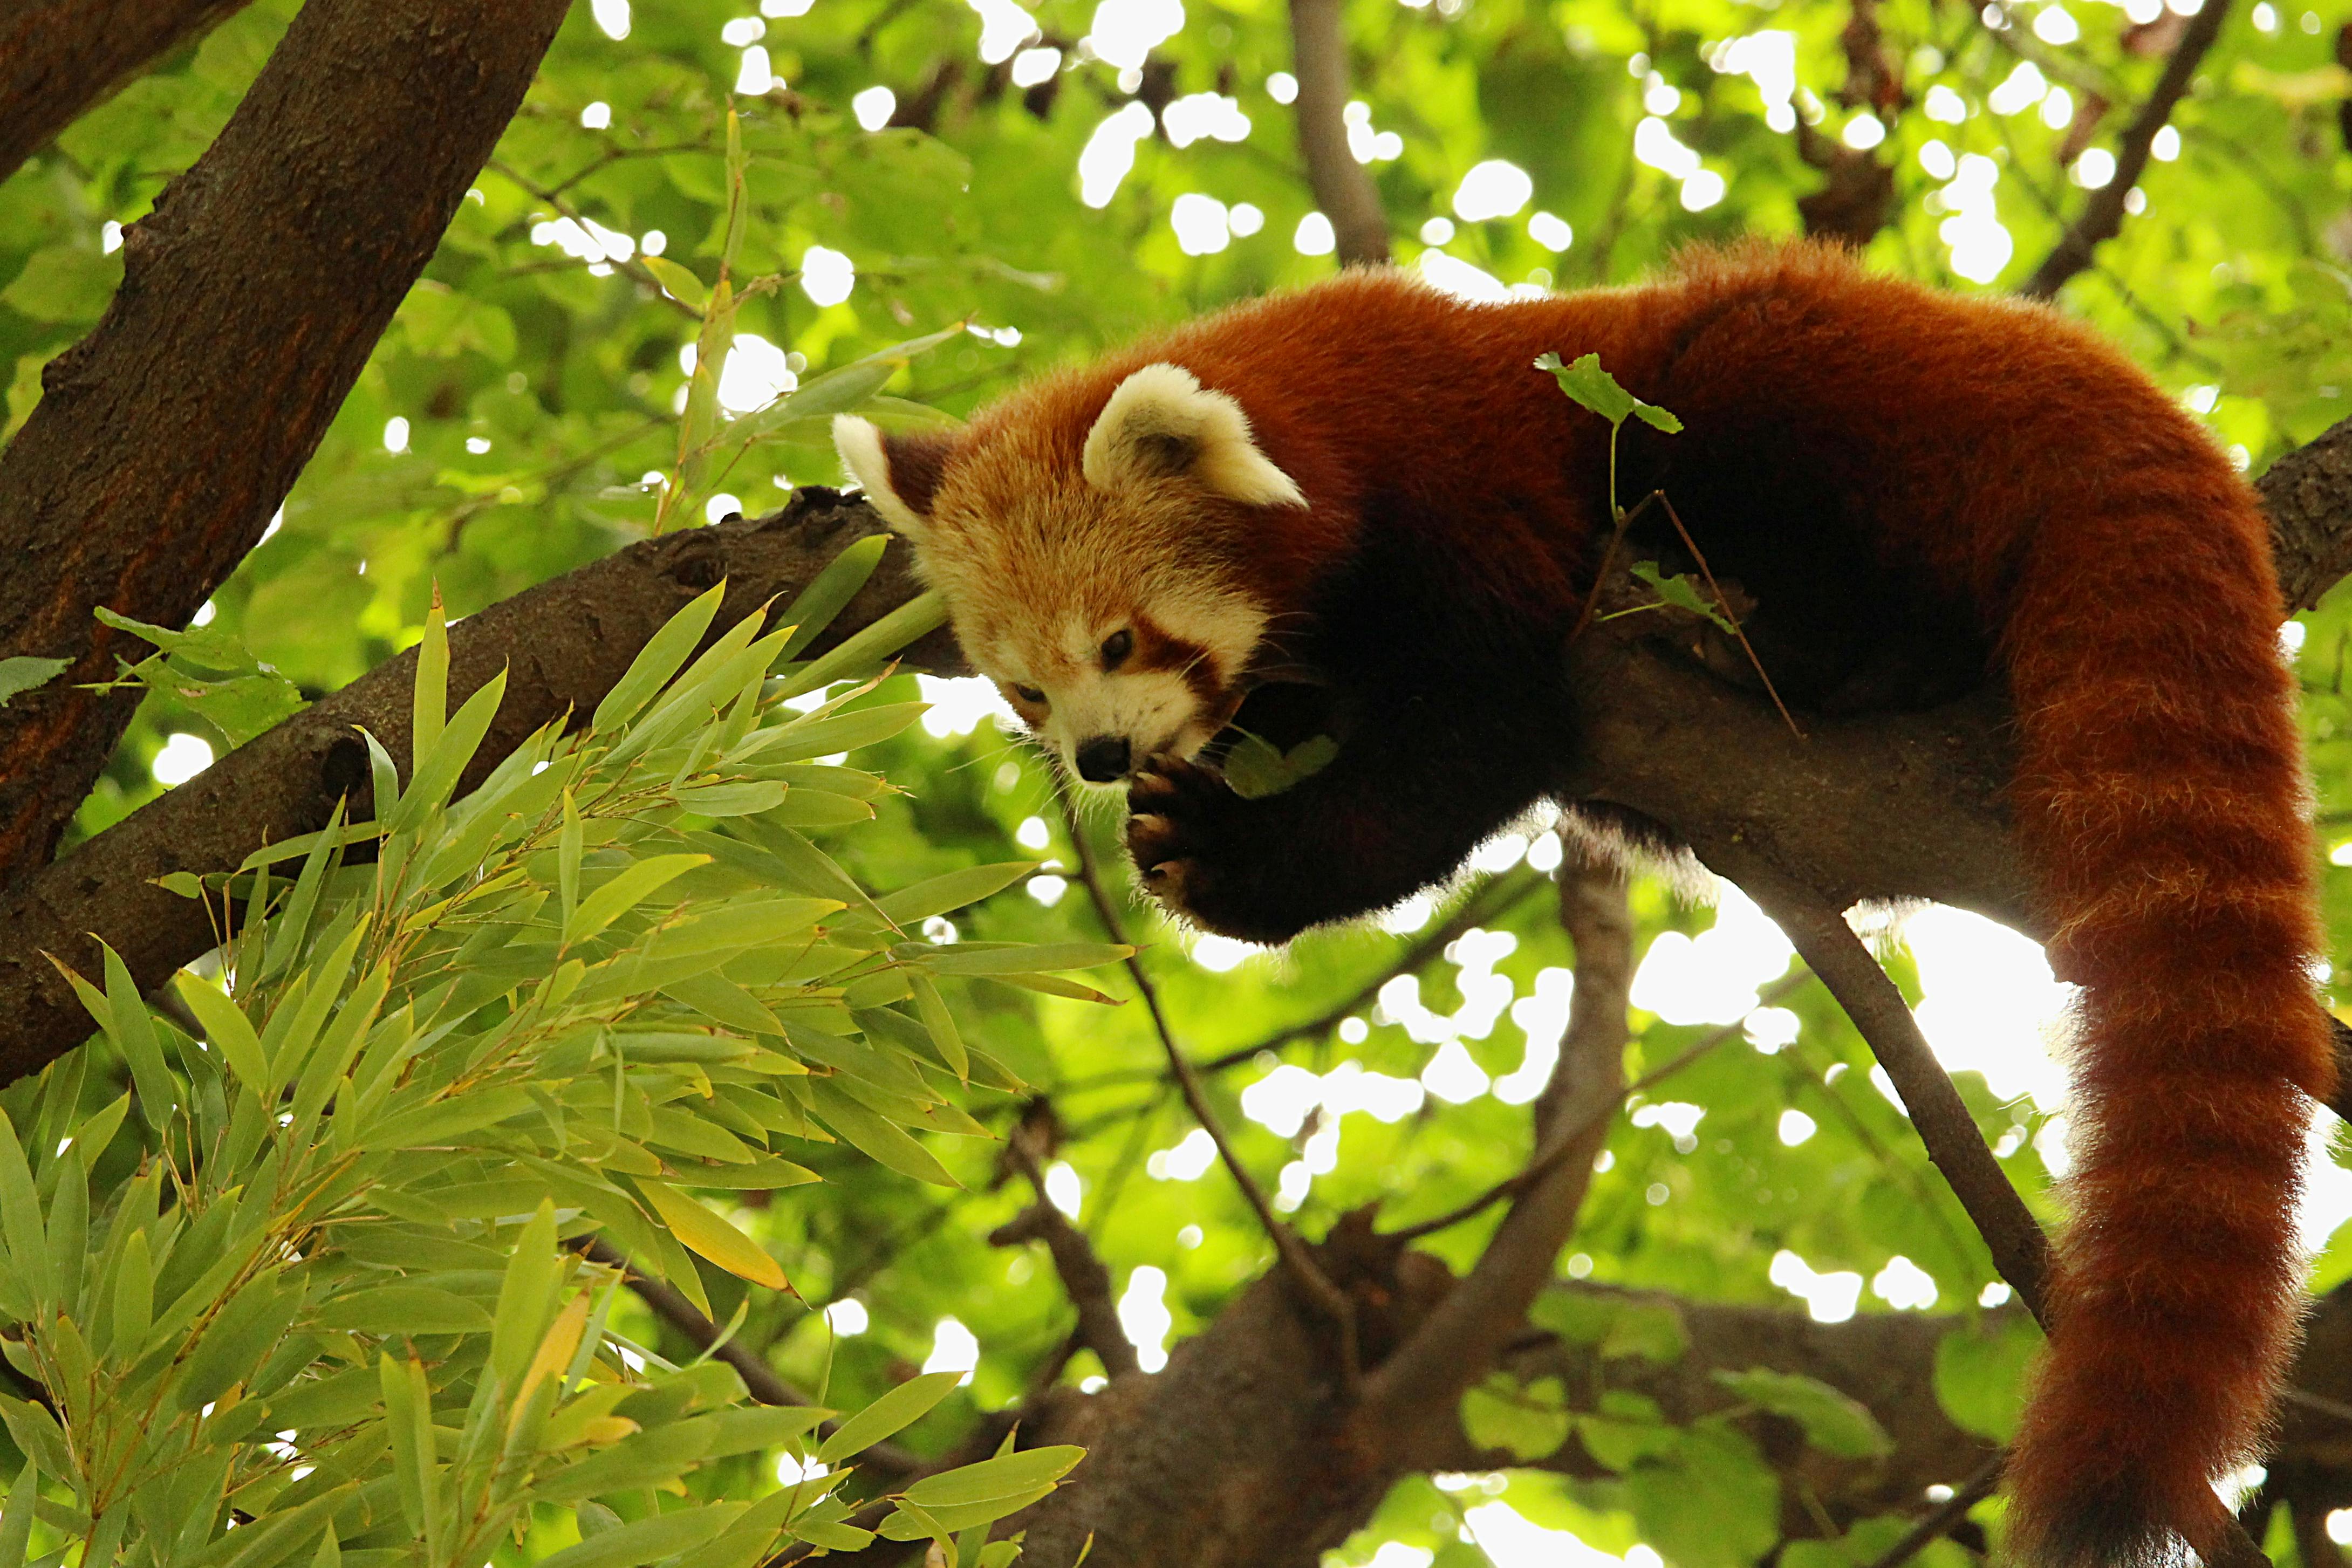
[6,581,1114,1562]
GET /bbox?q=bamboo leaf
[0,1457,36,1565]
[814,1370,964,1464]
[593,583,727,732]
[0,1107,56,1309]
[873,863,1038,926]
[565,854,710,948]
[901,1446,1086,1508]
[173,974,268,1088]
[532,1501,743,1568]
[100,943,178,1129]
[771,592,947,700]
[772,533,888,662]
[636,1180,788,1289]
[491,1200,562,1392]
[413,581,449,770]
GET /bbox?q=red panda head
[833,362,1308,786]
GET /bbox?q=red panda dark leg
[1124,730,1556,944]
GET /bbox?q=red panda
[834,240,2333,1567]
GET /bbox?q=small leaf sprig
[1535,352,1801,738]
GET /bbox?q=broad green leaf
[1712,1367,1892,1459]
[1222,731,1339,800]
[1461,1374,1571,1463]
[1627,560,1737,634]
[0,656,67,708]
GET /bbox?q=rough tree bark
[0,0,572,897]
[0,0,255,186]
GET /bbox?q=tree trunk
[0,0,572,894]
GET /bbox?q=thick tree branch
[2019,0,2231,298]
[0,0,254,186]
[0,0,572,894]
[0,492,956,1086]
[1286,0,1389,266]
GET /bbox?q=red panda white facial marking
[832,364,1302,783]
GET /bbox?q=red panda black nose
[1075,737,1131,783]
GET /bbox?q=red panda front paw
[1124,757,1249,933]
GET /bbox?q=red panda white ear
[1082,364,1307,509]
[833,415,951,537]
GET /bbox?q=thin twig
[1652,492,1804,740]
[1052,783,1364,1385]
[1062,865,1548,1093]
[576,1237,922,1478]
[1860,1455,2005,1568]
[993,1123,1144,1380]
[1285,0,1389,265]
[1389,967,1816,1242]
[1741,887,2050,1318]
[484,159,703,321]
[2019,0,2232,298]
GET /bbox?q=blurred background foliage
[5,0,2352,1558]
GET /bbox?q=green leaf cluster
[1,574,1115,1563]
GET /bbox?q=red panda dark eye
[1014,684,1047,705]
[1101,629,1134,669]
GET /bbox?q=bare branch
[1052,783,1362,1375]
[1285,0,1389,266]
[0,0,252,186]
[1740,885,2050,1317]
[2264,415,2352,613]
[1860,1455,2005,1568]
[575,1237,922,1479]
[2019,0,2231,298]
[993,1121,1145,1381]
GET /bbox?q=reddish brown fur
[868,242,2333,1562]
